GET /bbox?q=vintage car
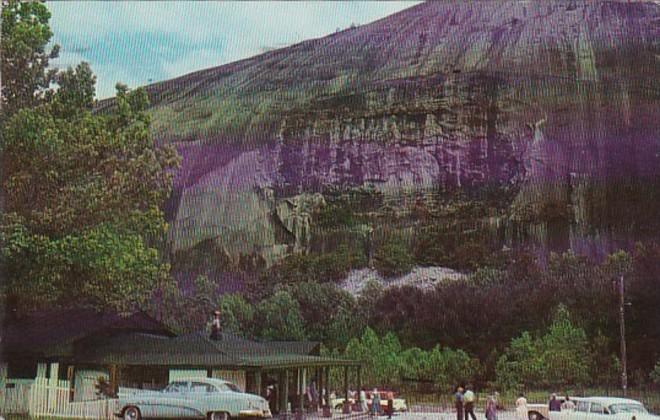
[533,397,659,420]
[117,377,272,420]
[527,396,568,420]
[331,391,408,413]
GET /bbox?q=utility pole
[618,274,628,396]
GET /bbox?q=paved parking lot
[276,410,521,420]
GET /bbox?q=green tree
[398,347,430,382]
[495,331,543,389]
[218,293,255,337]
[284,281,363,348]
[0,6,180,312]
[255,290,306,341]
[496,306,593,389]
[1,0,60,116]
[540,305,592,387]
[426,346,480,389]
[344,327,401,386]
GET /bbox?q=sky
[47,2,421,99]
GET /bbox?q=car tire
[208,411,230,420]
[123,406,141,420]
[529,411,545,420]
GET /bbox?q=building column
[109,364,118,397]
[279,370,289,416]
[356,365,362,411]
[343,366,350,414]
[254,370,262,397]
[317,367,324,409]
[325,367,331,408]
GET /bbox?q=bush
[651,360,660,384]
[266,245,366,286]
[374,238,413,278]
[342,328,479,389]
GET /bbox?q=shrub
[374,238,413,278]
[651,360,660,384]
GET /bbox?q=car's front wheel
[208,411,230,420]
[123,406,141,420]
[529,411,546,420]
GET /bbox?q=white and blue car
[542,397,659,420]
[117,377,272,420]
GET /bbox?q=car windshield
[164,381,188,393]
[608,404,647,414]
[217,382,241,393]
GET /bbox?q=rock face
[341,267,467,297]
[138,0,659,262]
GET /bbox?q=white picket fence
[0,381,32,413]
[0,377,119,419]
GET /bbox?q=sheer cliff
[123,0,659,268]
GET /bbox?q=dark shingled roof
[1,309,358,369]
[1,308,175,360]
[74,331,358,369]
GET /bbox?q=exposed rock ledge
[340,266,467,297]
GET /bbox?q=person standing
[387,392,394,419]
[371,389,381,417]
[549,394,562,412]
[360,389,369,412]
[485,396,498,420]
[516,393,529,420]
[455,386,465,420]
[210,310,222,340]
[561,396,575,411]
[464,385,477,420]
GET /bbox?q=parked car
[541,397,658,420]
[331,390,408,413]
[117,377,272,420]
[528,396,568,420]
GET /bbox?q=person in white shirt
[516,394,528,420]
[561,396,576,411]
[360,389,368,412]
[464,386,477,420]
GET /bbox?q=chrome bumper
[239,409,272,418]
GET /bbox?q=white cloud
[46,1,422,98]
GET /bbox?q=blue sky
[47,2,421,99]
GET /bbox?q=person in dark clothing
[549,394,562,412]
[387,392,394,419]
[210,310,222,340]
[455,386,465,420]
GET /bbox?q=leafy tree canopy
[1,2,180,313]
[1,0,60,116]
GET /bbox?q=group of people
[455,385,499,420]
[549,393,576,412]
[368,388,396,419]
[455,387,579,420]
[332,388,395,418]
